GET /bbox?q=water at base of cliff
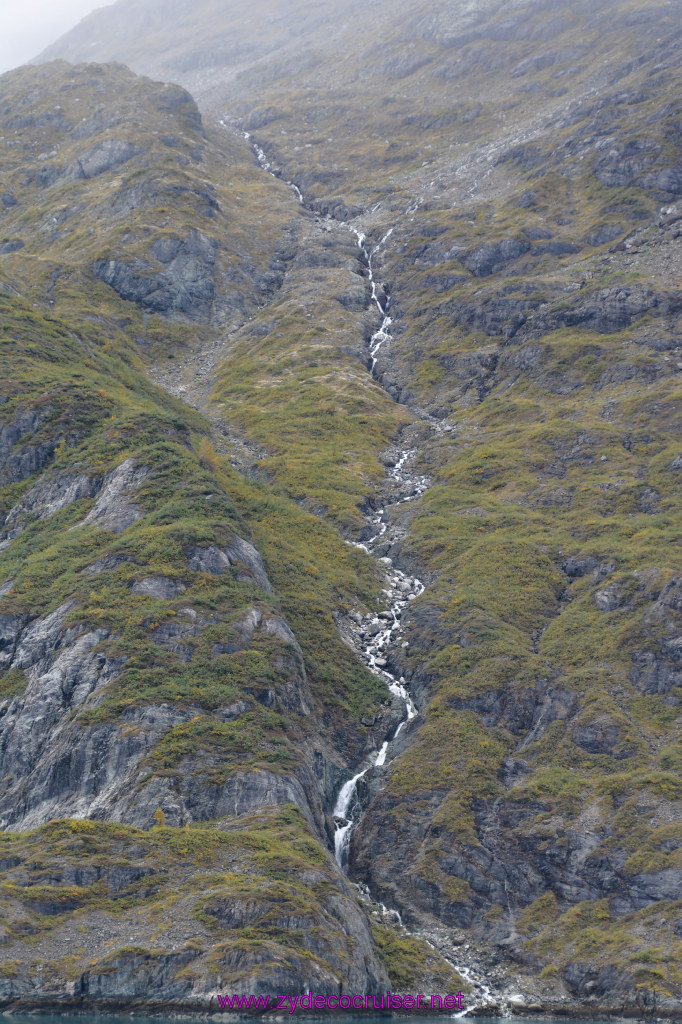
[4,1010,624,1023]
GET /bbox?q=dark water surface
[1,1014,621,1024]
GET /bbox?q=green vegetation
[371,922,467,993]
[0,808,388,990]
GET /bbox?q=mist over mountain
[0,0,680,1013]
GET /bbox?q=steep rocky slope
[0,61,470,1006]
[2,0,680,1013]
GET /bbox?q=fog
[0,0,105,75]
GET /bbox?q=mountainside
[0,0,679,1013]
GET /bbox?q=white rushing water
[223,125,429,868]
[331,229,431,868]
[226,125,497,1013]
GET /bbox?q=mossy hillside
[25,0,682,993]
[218,463,388,725]
[57,0,680,219]
[522,896,682,999]
[0,292,388,808]
[0,807,389,995]
[352,310,680,958]
[211,230,411,533]
[0,61,297,354]
[370,922,467,995]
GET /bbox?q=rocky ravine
[1,0,681,1011]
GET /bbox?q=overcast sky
[0,0,106,76]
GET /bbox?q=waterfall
[221,122,498,1013]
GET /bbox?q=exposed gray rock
[224,537,273,589]
[639,166,682,195]
[79,458,149,534]
[4,470,99,525]
[629,648,682,695]
[585,222,625,246]
[571,715,621,754]
[594,138,661,188]
[594,583,621,611]
[195,769,318,829]
[185,544,230,575]
[0,238,24,254]
[0,602,134,828]
[559,285,666,334]
[186,536,273,591]
[217,699,251,720]
[262,614,301,650]
[220,605,262,652]
[151,618,203,661]
[663,637,682,666]
[66,139,142,179]
[562,555,598,578]
[638,486,661,513]
[461,239,530,277]
[0,612,26,670]
[93,230,216,322]
[650,575,682,615]
[83,553,136,575]
[131,576,186,599]
[0,404,52,486]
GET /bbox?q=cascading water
[225,124,498,1014]
[330,232,430,866]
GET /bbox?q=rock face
[94,230,216,321]
[79,458,149,534]
[1,0,681,1011]
[185,537,274,591]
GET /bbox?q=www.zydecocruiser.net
[216,992,466,1013]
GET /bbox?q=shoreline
[1,1000,681,1021]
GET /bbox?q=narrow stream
[222,124,497,1013]
[330,228,433,868]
